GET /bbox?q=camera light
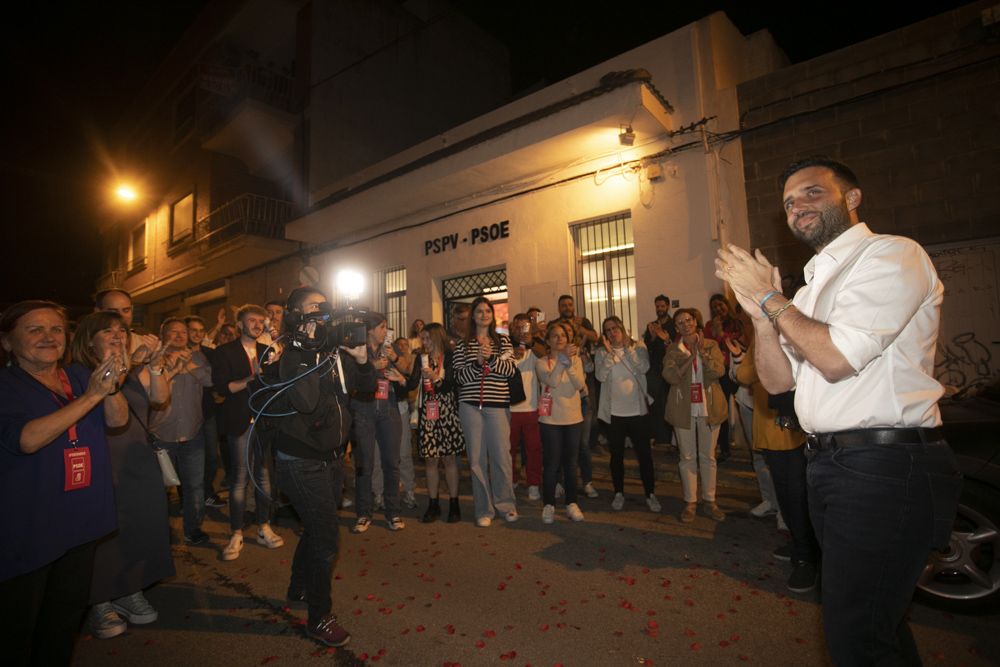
[336,269,364,300]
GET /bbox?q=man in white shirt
[716,157,961,666]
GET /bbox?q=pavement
[71,442,999,666]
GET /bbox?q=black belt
[805,427,944,451]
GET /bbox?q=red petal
[416,625,426,632]
[690,643,701,650]
[483,630,497,638]
[475,640,486,649]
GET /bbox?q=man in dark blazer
[212,304,285,561]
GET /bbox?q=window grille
[570,212,639,339]
[373,266,407,338]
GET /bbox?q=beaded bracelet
[758,290,781,314]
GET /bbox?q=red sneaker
[307,615,351,647]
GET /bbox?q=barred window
[374,266,407,339]
[570,212,638,339]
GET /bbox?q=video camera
[286,303,368,353]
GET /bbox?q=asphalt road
[71,446,999,666]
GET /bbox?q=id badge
[690,382,704,404]
[423,378,433,393]
[375,378,390,400]
[425,399,440,421]
[538,392,553,417]
[64,447,92,491]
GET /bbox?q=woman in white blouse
[534,322,587,523]
[594,316,660,513]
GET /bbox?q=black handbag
[508,371,527,405]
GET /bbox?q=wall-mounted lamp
[618,125,635,146]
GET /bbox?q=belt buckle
[806,433,820,452]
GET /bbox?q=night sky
[0,0,967,310]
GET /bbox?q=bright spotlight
[336,269,364,301]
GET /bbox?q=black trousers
[0,540,98,666]
[762,445,819,564]
[605,415,655,495]
[276,454,344,626]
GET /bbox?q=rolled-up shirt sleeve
[826,238,934,374]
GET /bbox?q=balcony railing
[197,62,296,136]
[195,193,294,251]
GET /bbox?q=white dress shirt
[782,223,944,433]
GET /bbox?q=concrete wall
[738,0,1000,278]
[308,0,510,198]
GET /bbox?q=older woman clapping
[0,301,122,664]
[663,308,728,523]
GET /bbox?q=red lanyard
[50,369,81,446]
[479,345,491,409]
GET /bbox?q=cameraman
[254,287,369,648]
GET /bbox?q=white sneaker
[340,495,353,509]
[504,511,519,523]
[402,491,418,509]
[612,492,625,511]
[111,591,158,624]
[646,494,662,513]
[257,524,284,549]
[222,532,244,561]
[751,500,777,518]
[475,516,493,528]
[542,504,555,524]
[566,503,585,522]
[527,485,541,501]
[352,517,372,533]
[88,602,126,639]
[777,511,788,532]
[554,483,565,499]
[583,482,599,498]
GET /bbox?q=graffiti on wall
[928,242,1000,392]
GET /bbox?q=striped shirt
[453,335,516,408]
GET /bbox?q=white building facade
[286,13,784,335]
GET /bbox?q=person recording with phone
[348,312,407,533]
[253,287,364,648]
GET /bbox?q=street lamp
[114,183,138,202]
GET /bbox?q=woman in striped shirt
[453,297,518,527]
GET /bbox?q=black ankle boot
[421,498,440,523]
[447,497,461,523]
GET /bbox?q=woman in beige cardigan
[662,308,728,523]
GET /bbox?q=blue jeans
[540,422,582,506]
[159,435,206,538]
[807,438,961,665]
[351,399,401,520]
[227,428,273,532]
[459,403,516,519]
[275,453,343,627]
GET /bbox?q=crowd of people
[0,283,786,658]
[0,157,960,667]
